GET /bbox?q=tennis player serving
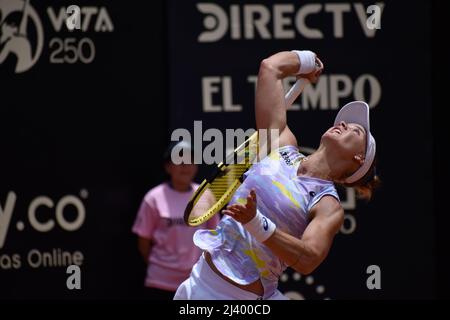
[174,50,379,300]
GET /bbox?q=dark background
[0,0,448,300]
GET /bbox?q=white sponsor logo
[202,74,381,112]
[0,189,88,249]
[47,5,113,32]
[1,248,84,269]
[0,0,44,73]
[197,2,385,42]
[281,272,329,300]
[0,0,114,72]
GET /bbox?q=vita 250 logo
[0,0,114,73]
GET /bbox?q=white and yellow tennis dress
[177,145,339,300]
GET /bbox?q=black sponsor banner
[0,0,436,300]
[167,0,434,299]
[0,0,166,298]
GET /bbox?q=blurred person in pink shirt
[132,141,220,300]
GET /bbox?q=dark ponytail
[343,158,380,201]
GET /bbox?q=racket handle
[285,78,309,107]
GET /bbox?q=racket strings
[185,132,259,226]
[208,164,248,200]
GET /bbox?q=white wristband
[244,209,276,243]
[292,50,316,74]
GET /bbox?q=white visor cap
[334,101,376,184]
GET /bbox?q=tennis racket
[184,77,310,226]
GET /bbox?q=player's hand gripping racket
[184,71,318,226]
